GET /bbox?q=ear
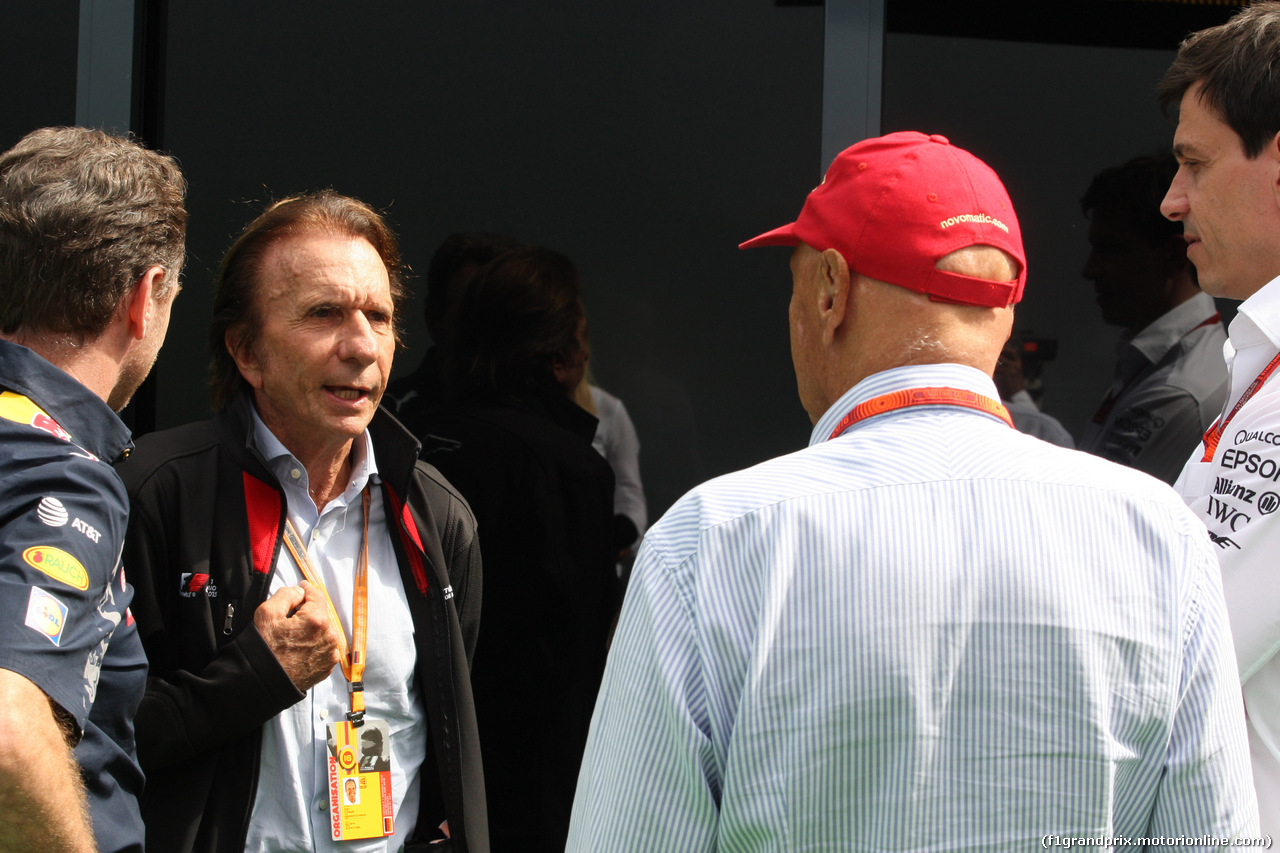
[225,327,265,390]
[551,351,570,385]
[122,266,167,341]
[817,248,852,346]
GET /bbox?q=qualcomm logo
[37,496,69,527]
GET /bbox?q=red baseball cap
[740,132,1026,308]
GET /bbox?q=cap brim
[738,222,800,250]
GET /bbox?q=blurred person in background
[1079,152,1226,484]
[421,246,617,852]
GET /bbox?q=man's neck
[303,445,355,511]
[249,405,360,512]
[1127,284,1204,336]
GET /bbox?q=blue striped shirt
[567,364,1258,850]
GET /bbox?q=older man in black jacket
[119,192,486,853]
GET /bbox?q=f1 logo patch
[179,573,212,598]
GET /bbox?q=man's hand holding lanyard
[253,580,343,691]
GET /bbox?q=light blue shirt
[244,412,426,853]
[568,364,1258,851]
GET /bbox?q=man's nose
[340,312,379,363]
[1161,170,1188,221]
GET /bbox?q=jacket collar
[215,390,423,497]
[0,338,133,462]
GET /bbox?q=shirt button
[319,708,328,720]
[317,798,327,813]
[290,468,302,480]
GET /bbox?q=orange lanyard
[280,484,372,723]
[828,386,1013,442]
[1200,350,1280,463]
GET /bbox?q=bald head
[936,245,1019,282]
[857,244,1017,369]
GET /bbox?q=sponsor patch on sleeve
[23,546,89,590]
[36,496,69,527]
[25,587,69,646]
[34,498,103,544]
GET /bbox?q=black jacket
[410,389,617,853]
[117,394,487,853]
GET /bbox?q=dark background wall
[0,1,1240,522]
[0,3,79,137]
[156,0,826,520]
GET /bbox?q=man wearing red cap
[565,132,1257,848]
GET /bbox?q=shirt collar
[1231,272,1280,352]
[247,404,380,504]
[810,363,1001,447]
[1124,291,1220,366]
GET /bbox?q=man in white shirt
[119,192,486,852]
[1160,1,1280,832]
[566,132,1257,850]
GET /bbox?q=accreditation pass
[327,719,394,840]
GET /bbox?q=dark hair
[1080,153,1183,247]
[0,126,187,341]
[446,246,584,404]
[1159,1,1280,158]
[209,190,405,410]
[424,232,523,333]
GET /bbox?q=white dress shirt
[1175,276,1280,834]
[569,363,1257,851]
[244,412,426,852]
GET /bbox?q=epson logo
[1218,450,1280,482]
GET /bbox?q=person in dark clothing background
[1078,153,1227,483]
[417,246,617,853]
[385,232,522,420]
